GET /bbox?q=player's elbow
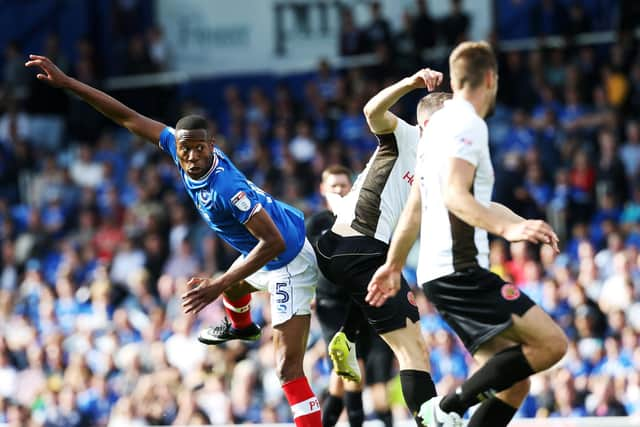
[442,187,464,213]
[362,101,375,119]
[267,234,287,257]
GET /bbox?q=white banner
[156,0,275,74]
[156,0,491,75]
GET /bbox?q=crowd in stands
[0,0,639,425]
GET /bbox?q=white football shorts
[241,238,318,326]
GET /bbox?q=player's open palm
[181,277,227,315]
[24,55,69,87]
[366,264,401,307]
[504,220,560,253]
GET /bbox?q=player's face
[177,137,214,179]
[321,174,351,198]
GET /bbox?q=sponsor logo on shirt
[231,191,252,212]
[501,283,521,301]
[402,171,415,185]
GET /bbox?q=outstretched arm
[366,182,422,306]
[25,54,165,144]
[363,68,442,134]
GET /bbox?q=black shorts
[315,231,420,335]
[422,267,536,354]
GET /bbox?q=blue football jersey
[159,127,306,270]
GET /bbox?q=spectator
[3,41,30,102]
[123,35,154,76]
[532,0,568,37]
[364,1,393,53]
[412,0,436,50]
[566,3,592,38]
[586,375,628,416]
[339,8,365,56]
[146,26,169,72]
[441,0,470,45]
[620,121,640,179]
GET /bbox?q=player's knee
[534,328,568,370]
[382,328,429,371]
[547,331,569,366]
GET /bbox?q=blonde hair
[449,41,497,90]
[417,92,452,119]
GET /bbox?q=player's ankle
[223,294,253,329]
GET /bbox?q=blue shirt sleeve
[158,127,178,161]
[221,179,263,224]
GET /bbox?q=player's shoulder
[393,116,413,130]
[392,117,420,149]
[213,169,247,197]
[161,126,176,139]
[447,106,487,137]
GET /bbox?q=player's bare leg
[435,306,567,423]
[501,305,569,371]
[274,314,322,427]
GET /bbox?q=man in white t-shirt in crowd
[368,41,569,427]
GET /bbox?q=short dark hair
[417,92,452,119]
[322,165,351,182]
[176,115,208,131]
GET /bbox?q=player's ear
[486,69,497,89]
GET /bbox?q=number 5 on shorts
[275,282,290,314]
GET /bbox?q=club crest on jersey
[231,191,251,212]
[197,189,212,207]
[501,284,520,301]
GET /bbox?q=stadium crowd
[0,0,639,425]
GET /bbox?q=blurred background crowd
[1,0,640,426]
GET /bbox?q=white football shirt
[335,117,420,244]
[416,98,494,284]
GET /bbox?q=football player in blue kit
[26,55,322,427]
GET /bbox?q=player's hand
[181,276,228,315]
[365,263,401,307]
[24,55,70,88]
[408,68,443,91]
[503,220,560,253]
